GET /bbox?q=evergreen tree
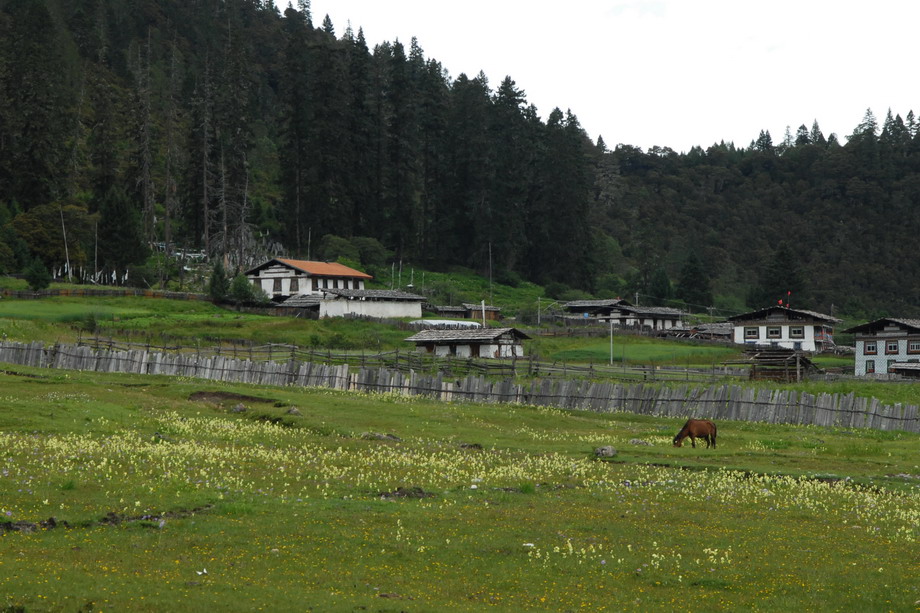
[208,260,230,302]
[0,0,76,208]
[648,266,672,306]
[97,186,149,269]
[675,252,712,309]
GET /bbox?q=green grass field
[1,365,918,611]
[530,334,744,366]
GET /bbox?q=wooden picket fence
[0,340,917,432]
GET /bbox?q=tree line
[1,0,918,318]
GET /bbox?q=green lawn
[1,365,918,611]
[530,333,744,367]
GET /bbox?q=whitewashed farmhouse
[844,318,920,376]
[246,258,423,319]
[728,306,840,353]
[245,258,372,299]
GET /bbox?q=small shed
[429,304,502,321]
[404,327,529,359]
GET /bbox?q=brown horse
[672,419,717,448]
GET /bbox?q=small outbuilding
[428,303,503,321]
[404,327,529,359]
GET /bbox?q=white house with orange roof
[244,258,424,319]
[245,258,373,299]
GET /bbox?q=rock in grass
[361,432,401,441]
[594,446,617,458]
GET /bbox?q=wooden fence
[1,340,917,432]
[75,335,744,384]
[0,288,209,301]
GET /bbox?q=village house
[404,328,529,359]
[562,299,630,322]
[562,299,683,330]
[844,318,920,377]
[727,306,840,353]
[245,258,372,300]
[246,258,423,319]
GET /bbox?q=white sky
[311,0,919,153]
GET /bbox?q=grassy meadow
[1,364,919,611]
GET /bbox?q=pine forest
[2,0,920,318]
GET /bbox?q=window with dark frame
[909,340,920,354]
[886,340,899,354]
[744,327,758,339]
[866,360,875,374]
[790,326,804,339]
[767,327,781,339]
[864,341,877,355]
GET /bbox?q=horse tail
[711,422,717,448]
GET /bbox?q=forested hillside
[1,0,919,318]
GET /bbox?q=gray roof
[323,289,425,301]
[278,294,322,308]
[432,305,466,312]
[404,327,530,343]
[845,317,920,334]
[564,299,629,309]
[461,302,501,311]
[890,362,920,371]
[695,322,734,334]
[728,306,841,324]
[623,305,683,317]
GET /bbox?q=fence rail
[75,335,745,384]
[0,340,917,433]
[0,288,209,300]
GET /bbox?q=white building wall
[248,264,368,298]
[319,300,422,319]
[733,324,818,352]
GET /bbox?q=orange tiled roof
[276,258,373,279]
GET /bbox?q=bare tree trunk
[138,29,156,244]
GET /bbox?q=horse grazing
[672,419,717,448]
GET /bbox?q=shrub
[229,273,268,305]
[23,258,51,291]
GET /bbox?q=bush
[23,258,51,291]
[229,273,268,305]
[494,269,522,288]
[318,234,360,262]
[351,237,391,267]
[544,282,572,300]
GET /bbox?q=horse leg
[690,435,696,448]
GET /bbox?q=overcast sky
[311,0,918,153]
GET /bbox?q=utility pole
[609,318,614,366]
